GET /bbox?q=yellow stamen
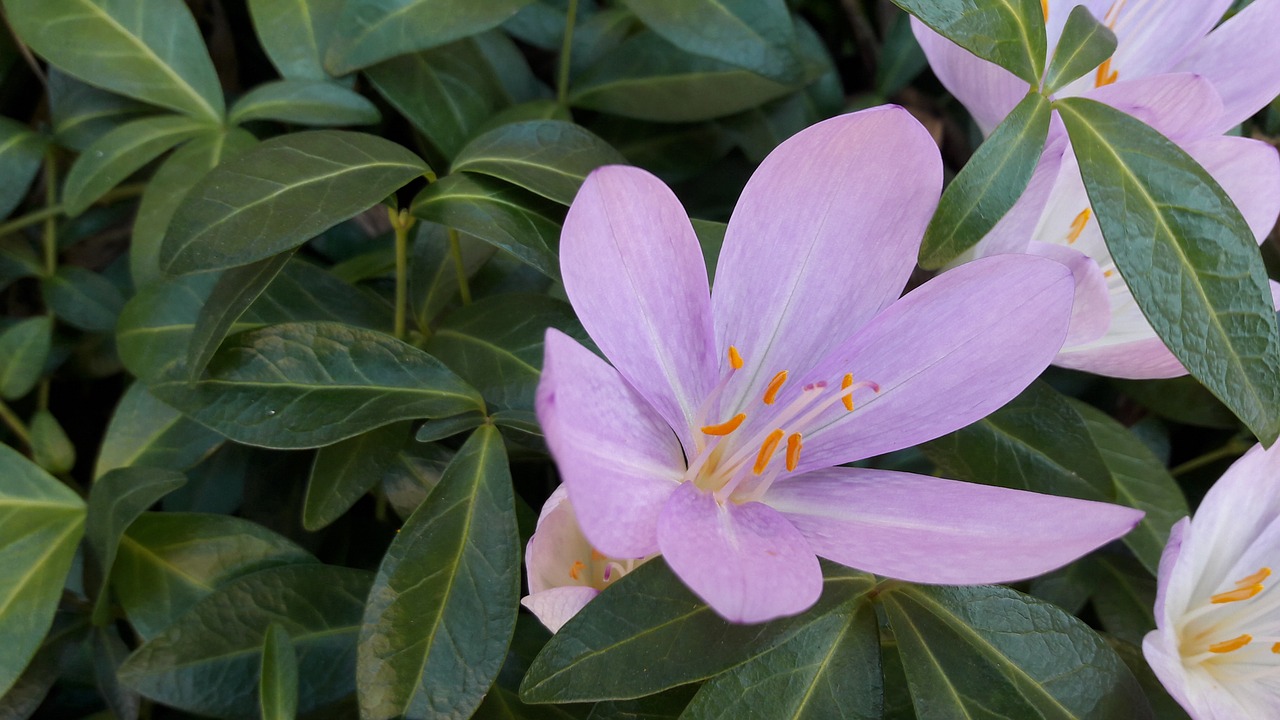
[1041,0,1048,19]
[1067,208,1091,244]
[785,433,803,472]
[1104,270,1114,278]
[1236,567,1272,587]
[763,371,788,405]
[1209,634,1252,654]
[1095,58,1118,87]
[1211,585,1264,604]
[702,413,747,436]
[753,429,785,475]
[591,549,607,562]
[1272,642,1280,654]
[841,373,855,411]
[728,345,743,370]
[569,560,586,581]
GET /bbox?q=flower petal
[656,481,822,623]
[561,165,717,451]
[793,254,1073,469]
[1142,630,1201,719]
[1093,0,1230,80]
[1183,135,1280,243]
[965,134,1069,260]
[1176,0,1280,132]
[537,330,685,558]
[522,587,600,634]
[1080,73,1225,142]
[526,485,591,594]
[1054,335,1186,379]
[910,19,1028,135]
[1152,517,1189,626]
[763,467,1144,585]
[711,106,941,414]
[1027,241,1111,347]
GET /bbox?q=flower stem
[0,398,31,448]
[448,228,472,306]
[389,207,415,341]
[1171,438,1252,478]
[556,0,580,105]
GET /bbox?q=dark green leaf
[358,425,519,719]
[118,564,371,718]
[412,174,563,279]
[918,92,1050,269]
[260,624,299,720]
[41,265,125,333]
[228,80,381,126]
[890,0,1046,85]
[0,118,45,219]
[247,0,344,81]
[147,322,483,449]
[380,441,451,520]
[112,512,316,640]
[876,10,928,97]
[414,411,488,442]
[160,131,428,274]
[0,444,85,697]
[302,422,412,531]
[1107,638,1191,720]
[93,625,141,720]
[452,120,627,205]
[587,686,697,720]
[410,223,497,330]
[1057,96,1280,444]
[1090,556,1156,647]
[682,599,882,720]
[2,0,224,121]
[29,410,75,475]
[325,0,532,74]
[1042,6,1117,94]
[0,612,90,718]
[186,251,294,381]
[883,583,1153,719]
[0,316,52,400]
[1115,376,1238,429]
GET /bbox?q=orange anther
[753,429,785,475]
[728,345,744,370]
[1041,0,1048,19]
[1272,642,1280,654]
[1236,567,1272,587]
[785,433,803,472]
[1067,208,1091,244]
[763,371,788,405]
[841,373,853,389]
[1104,270,1114,278]
[1095,59,1118,87]
[569,560,586,581]
[702,413,747,436]
[1209,634,1252,654]
[1211,585,1264,604]
[590,549,607,562]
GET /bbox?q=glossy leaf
[47,69,151,152]
[882,583,1153,719]
[890,0,1046,85]
[228,80,381,126]
[40,266,125,333]
[186,251,294,381]
[260,624,299,720]
[147,322,483,449]
[414,411,488,442]
[412,174,563,279]
[160,131,428,274]
[325,0,532,74]
[0,117,46,219]
[93,625,141,720]
[29,410,75,475]
[118,564,371,718]
[379,440,451,520]
[247,0,343,81]
[359,425,519,719]
[95,384,221,478]
[918,92,1050,269]
[1091,556,1157,647]
[1042,5,1117,95]
[1058,96,1280,444]
[62,115,211,216]
[410,223,496,330]
[1,612,90,717]
[453,121,627,205]
[302,422,411,531]
[0,444,85,698]
[0,316,52,400]
[112,512,316,640]
[1116,376,1238,429]
[2,0,224,121]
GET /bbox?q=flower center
[683,346,878,504]
[1178,567,1280,679]
[566,548,645,591]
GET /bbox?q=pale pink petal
[711,106,942,417]
[521,587,600,634]
[1183,135,1280,243]
[1080,73,1225,142]
[763,468,1144,585]
[537,330,685,558]
[1144,628,1260,719]
[561,165,717,451]
[1027,241,1111,346]
[526,486,592,594]
[1097,0,1230,79]
[1142,631,1201,718]
[1152,517,1189,624]
[792,254,1073,470]
[1054,336,1186,379]
[656,481,822,623]
[1176,0,1280,132]
[911,19,1028,135]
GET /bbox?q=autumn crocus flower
[535,106,1144,624]
[1145,442,1280,718]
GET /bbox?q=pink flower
[536,106,1144,623]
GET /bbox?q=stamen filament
[1209,634,1253,654]
[763,371,788,405]
[753,429,785,475]
[702,413,747,436]
[785,433,803,472]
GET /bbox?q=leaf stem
[0,398,31,448]
[0,182,147,241]
[389,207,415,341]
[42,149,57,276]
[1171,438,1252,478]
[556,0,580,105]
[448,228,472,306]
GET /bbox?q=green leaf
[0,443,85,698]
[1042,5,1116,95]
[85,467,186,624]
[618,0,804,83]
[882,583,1153,719]
[1057,96,1280,444]
[112,512,316,640]
[380,440,452,520]
[228,80,381,126]
[260,624,299,720]
[46,69,151,152]
[0,316,52,399]
[1107,638,1191,720]
[453,121,626,205]
[412,174,563,279]
[876,10,928,97]
[426,293,587,412]
[1,612,91,718]
[587,687,695,719]
[520,562,876,703]
[681,598,882,720]
[29,410,75,475]
[118,564,371,718]
[325,0,532,74]
[0,117,46,219]
[96,383,221,478]
[918,92,1050,269]
[415,411,488,442]
[1115,376,1239,429]
[358,425,520,719]
[2,0,224,122]
[570,30,812,122]
[247,0,344,81]
[147,322,483,449]
[61,115,211,216]
[302,422,412,531]
[890,0,1046,85]
[93,625,141,720]
[1090,556,1157,647]
[410,223,497,330]
[160,131,428,275]
[41,266,125,333]
[186,251,294,381]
